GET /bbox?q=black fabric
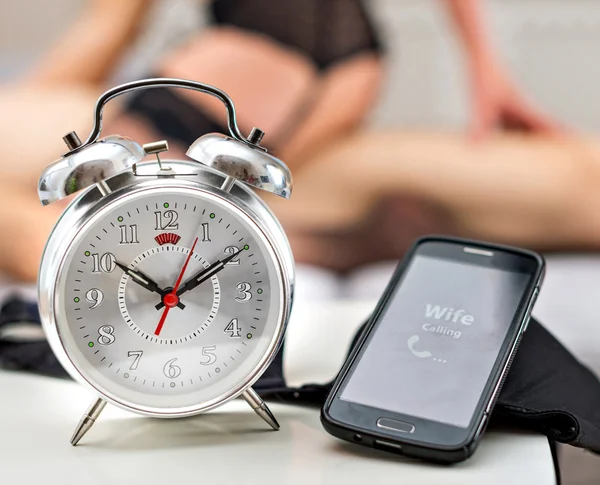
[210,0,383,70]
[2,297,600,454]
[126,79,281,152]
[0,299,68,376]
[266,319,600,454]
[126,88,228,150]
[492,319,600,450]
[126,0,382,150]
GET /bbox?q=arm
[445,0,494,60]
[26,0,154,87]
[444,0,560,137]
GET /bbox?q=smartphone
[321,236,544,463]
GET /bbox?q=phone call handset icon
[407,335,432,358]
[407,334,447,363]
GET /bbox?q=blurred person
[271,131,600,271]
[0,0,580,280]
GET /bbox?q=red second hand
[154,237,198,336]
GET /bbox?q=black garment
[2,298,600,453]
[265,318,600,454]
[127,88,227,151]
[0,299,66,376]
[210,0,383,70]
[125,0,382,150]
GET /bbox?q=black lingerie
[210,0,382,70]
[125,0,382,150]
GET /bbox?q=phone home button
[377,417,415,434]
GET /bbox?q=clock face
[54,186,285,413]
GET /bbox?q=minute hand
[178,248,243,296]
[155,248,243,310]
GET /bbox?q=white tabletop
[0,371,556,485]
[0,300,556,485]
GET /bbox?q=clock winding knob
[63,131,83,151]
[246,127,265,146]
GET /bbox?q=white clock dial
[55,187,284,413]
[117,246,221,344]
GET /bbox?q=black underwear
[125,0,382,150]
[126,88,228,150]
[209,0,383,70]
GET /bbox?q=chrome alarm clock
[37,79,294,445]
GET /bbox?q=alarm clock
[37,78,294,445]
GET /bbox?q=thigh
[270,131,600,269]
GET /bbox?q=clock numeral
[154,210,179,230]
[91,252,116,273]
[127,350,143,370]
[163,358,182,379]
[200,346,217,365]
[235,282,252,302]
[224,318,241,338]
[97,325,115,345]
[201,223,211,242]
[119,224,139,244]
[85,288,104,309]
[224,246,241,265]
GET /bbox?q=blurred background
[3,0,600,131]
[2,1,600,483]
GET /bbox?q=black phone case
[321,235,545,464]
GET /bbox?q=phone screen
[340,254,530,428]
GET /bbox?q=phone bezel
[322,236,545,458]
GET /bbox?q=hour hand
[115,261,185,309]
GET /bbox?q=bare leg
[268,132,600,270]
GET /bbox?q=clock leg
[241,387,280,431]
[70,397,107,446]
